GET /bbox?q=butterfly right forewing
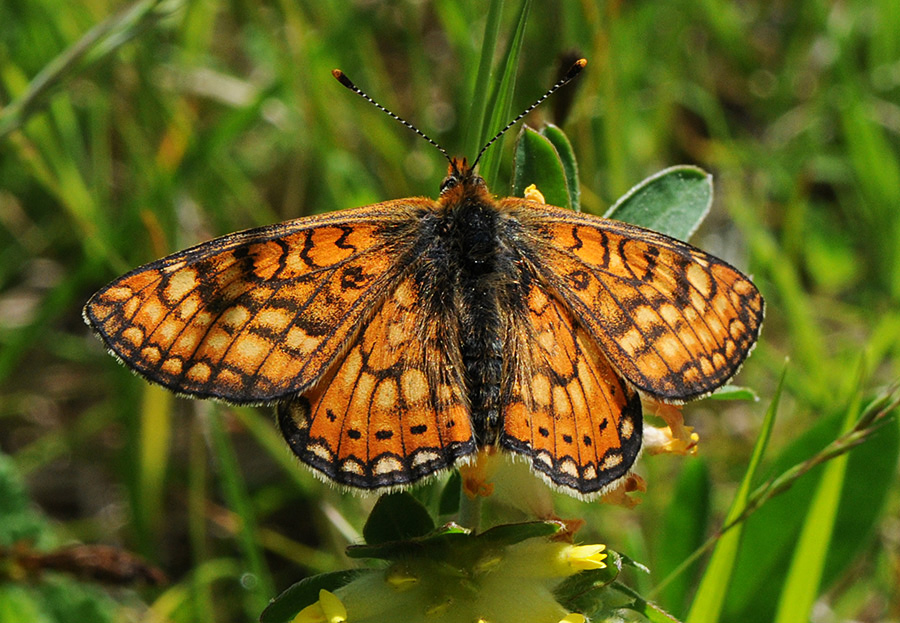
[84,200,431,404]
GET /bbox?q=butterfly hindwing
[277,274,476,488]
[84,201,431,403]
[501,280,642,496]
[504,200,764,401]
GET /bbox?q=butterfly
[83,60,764,497]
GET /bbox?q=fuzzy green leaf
[540,124,581,210]
[512,125,570,208]
[606,166,713,241]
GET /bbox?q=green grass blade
[0,0,173,139]
[685,367,785,623]
[464,0,504,159]
[654,459,711,616]
[204,405,274,616]
[474,0,531,188]
[721,389,899,620]
[137,384,172,546]
[773,392,859,623]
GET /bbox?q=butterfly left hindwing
[277,273,476,489]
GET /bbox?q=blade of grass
[464,0,504,159]
[188,417,215,623]
[474,0,531,189]
[0,0,176,139]
[684,366,785,623]
[772,381,861,622]
[137,384,172,547]
[203,403,274,616]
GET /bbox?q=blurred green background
[1,1,898,621]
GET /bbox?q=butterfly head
[440,157,486,196]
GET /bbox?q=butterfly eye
[440,175,459,193]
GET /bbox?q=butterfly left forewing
[501,281,642,496]
[504,200,764,401]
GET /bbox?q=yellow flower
[565,544,607,572]
[293,589,348,623]
[559,614,587,623]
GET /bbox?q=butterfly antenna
[472,58,587,168]
[332,69,453,164]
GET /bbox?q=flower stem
[458,490,482,532]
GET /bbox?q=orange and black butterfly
[84,60,763,497]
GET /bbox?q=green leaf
[362,492,436,546]
[259,570,363,623]
[655,459,711,616]
[554,552,621,615]
[605,166,713,242]
[476,520,562,545]
[707,385,760,402]
[512,125,570,208]
[347,523,469,561]
[540,124,581,210]
[722,397,899,621]
[686,367,785,623]
[438,471,462,516]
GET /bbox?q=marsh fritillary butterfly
[84,60,763,497]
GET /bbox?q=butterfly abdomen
[440,187,508,446]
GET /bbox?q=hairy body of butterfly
[84,158,763,497]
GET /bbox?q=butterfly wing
[277,274,475,488]
[501,280,642,496]
[504,200,764,401]
[84,201,431,404]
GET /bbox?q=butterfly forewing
[501,281,642,495]
[84,201,429,403]
[277,274,476,488]
[506,200,764,401]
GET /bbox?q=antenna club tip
[332,69,354,88]
[565,58,588,79]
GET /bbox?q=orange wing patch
[84,201,429,403]
[501,283,641,496]
[277,275,476,488]
[505,200,764,401]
